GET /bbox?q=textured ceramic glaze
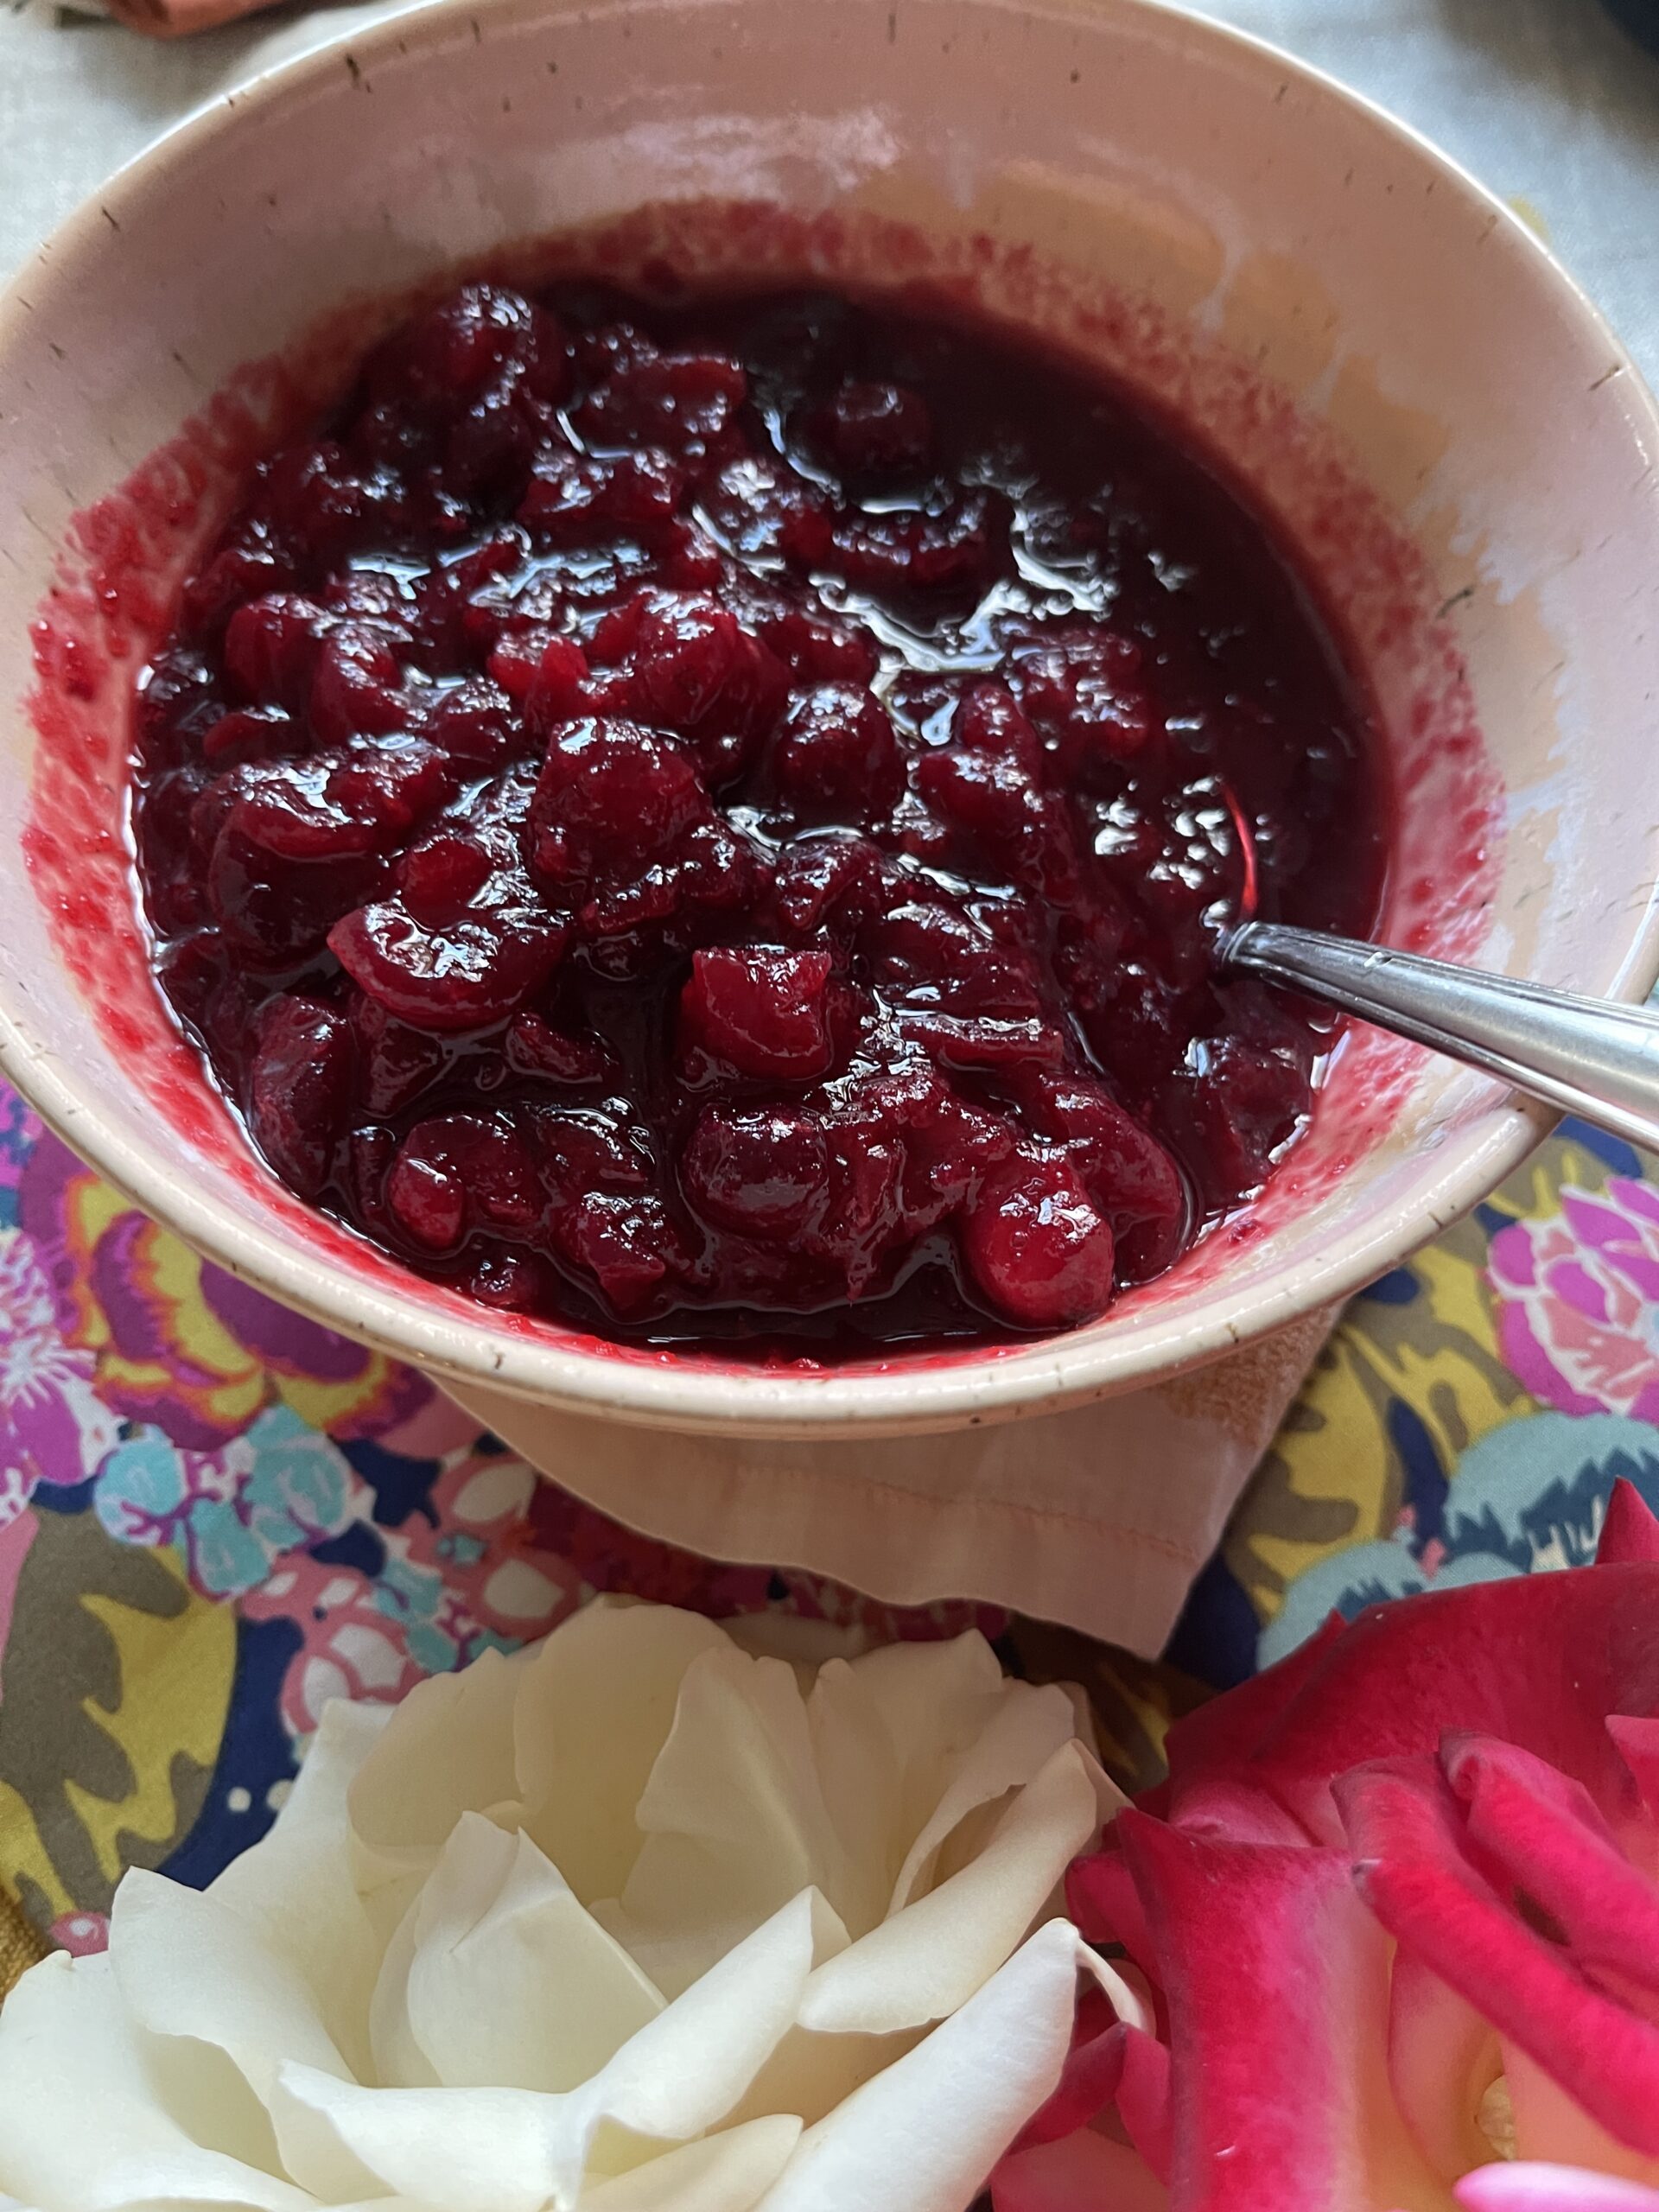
[1,0,1656,1438]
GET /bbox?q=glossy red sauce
[127,280,1388,1350]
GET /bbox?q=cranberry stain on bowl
[127,278,1389,1351]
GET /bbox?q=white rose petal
[512,1601,732,1902]
[600,1648,855,1995]
[110,1870,351,2171]
[351,1646,531,1889]
[273,1891,821,2212]
[0,1604,1129,2212]
[798,1738,1105,2036]
[385,1816,664,2091]
[0,1951,309,2211]
[756,1918,1103,2212]
[582,2117,803,2211]
[213,1698,391,2077]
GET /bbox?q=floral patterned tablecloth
[1,1069,1656,1976]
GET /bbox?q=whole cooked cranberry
[679,946,836,1083]
[182,543,296,640]
[822,489,1011,596]
[325,568,416,627]
[308,622,409,747]
[867,899,1046,1018]
[420,677,520,764]
[388,1111,542,1251]
[246,997,353,1200]
[1013,629,1155,776]
[252,441,402,563]
[1020,1071,1188,1277]
[399,831,493,927]
[349,991,447,1116]
[442,368,560,504]
[553,1192,689,1313]
[387,1147,466,1250]
[806,379,933,480]
[575,349,747,456]
[588,590,786,785]
[528,717,707,896]
[953,681,1042,772]
[201,706,302,767]
[224,594,328,710]
[137,771,212,932]
[767,834,887,939]
[229,741,450,864]
[878,1069,1016,1228]
[518,446,686,541]
[526,1104,652,1204]
[207,827,385,969]
[682,1105,830,1238]
[806,1115,906,1297]
[137,647,223,760]
[700,452,833,564]
[465,1249,555,1311]
[772,683,903,823]
[369,284,567,415]
[913,745,1081,900]
[523,637,594,734]
[330,899,567,1033]
[756,608,879,686]
[1161,1036,1307,1212]
[489,626,562,705]
[962,1148,1117,1327]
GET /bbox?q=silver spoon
[1213,779,1659,1153]
[1221,919,1659,1154]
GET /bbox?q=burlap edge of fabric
[0,1886,48,2003]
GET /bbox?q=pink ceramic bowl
[2,0,1657,1440]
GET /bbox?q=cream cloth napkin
[445,1310,1330,1659]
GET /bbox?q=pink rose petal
[1609,1717,1659,1819]
[994,2129,1171,2212]
[1116,1813,1445,2209]
[1337,1759,1659,2156]
[1386,1947,1502,2181]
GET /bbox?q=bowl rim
[3,0,1656,1438]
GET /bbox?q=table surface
[2,0,1659,1969]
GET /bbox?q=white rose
[0,1602,1135,2212]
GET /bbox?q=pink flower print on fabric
[48,1912,110,1957]
[238,1446,582,1739]
[0,1228,123,1528]
[1490,1179,1659,1421]
[245,1555,429,1736]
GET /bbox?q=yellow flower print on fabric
[22,1135,423,1452]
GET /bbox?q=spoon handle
[1224,920,1659,1154]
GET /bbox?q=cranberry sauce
[130,281,1387,1350]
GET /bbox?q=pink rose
[995,1483,1659,2211]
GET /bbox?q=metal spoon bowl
[1222,920,1659,1154]
[1216,787,1659,1154]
